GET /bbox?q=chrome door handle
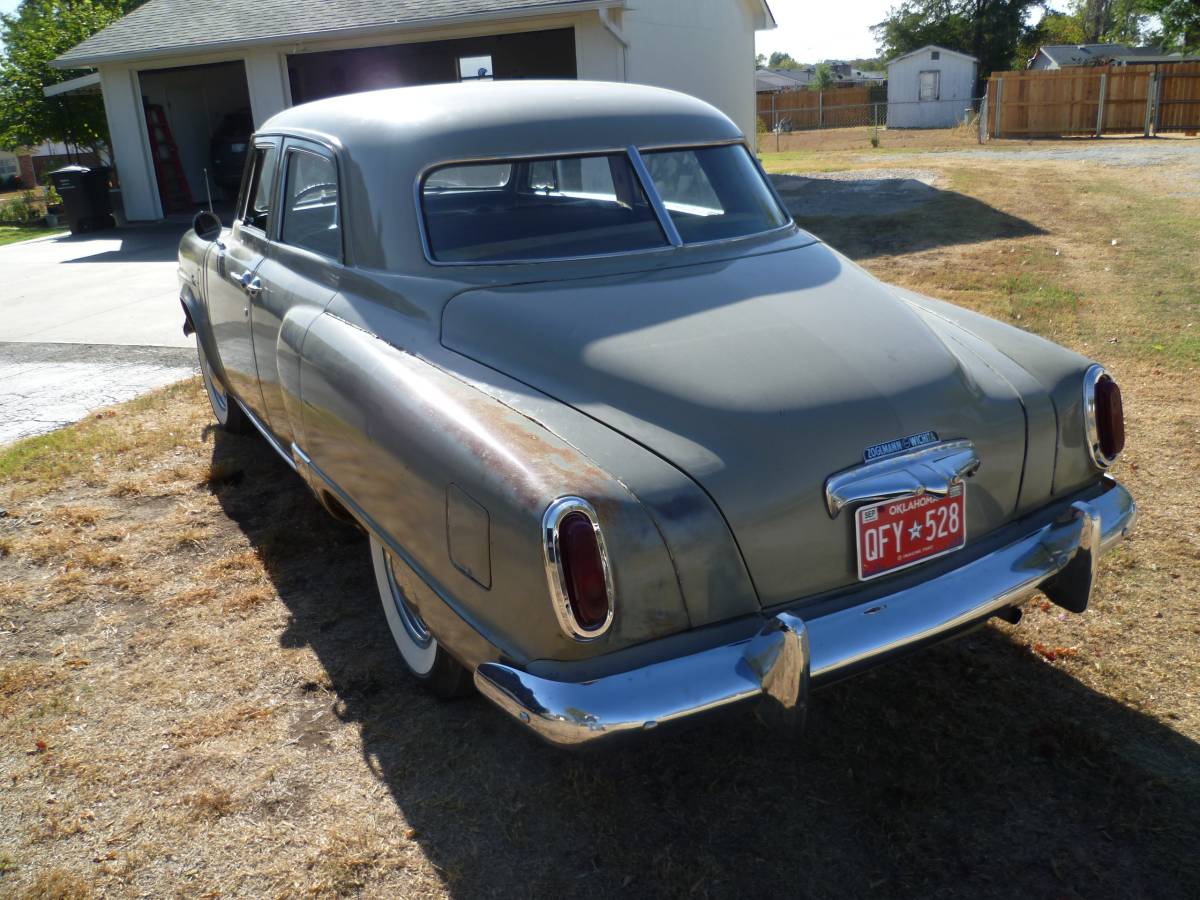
[236,271,263,299]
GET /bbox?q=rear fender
[296,312,692,667]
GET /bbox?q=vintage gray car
[178,81,1134,747]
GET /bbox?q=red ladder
[144,103,193,214]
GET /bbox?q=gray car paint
[178,80,1110,671]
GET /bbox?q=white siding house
[886,45,978,128]
[50,0,775,222]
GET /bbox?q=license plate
[855,484,966,581]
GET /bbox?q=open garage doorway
[137,61,252,217]
[287,27,577,105]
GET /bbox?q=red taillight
[1095,374,1125,462]
[558,511,609,631]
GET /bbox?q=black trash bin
[49,165,115,234]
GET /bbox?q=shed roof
[886,45,978,67]
[53,0,620,68]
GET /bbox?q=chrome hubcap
[385,553,433,648]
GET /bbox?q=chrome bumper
[475,478,1135,748]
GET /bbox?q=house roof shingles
[54,0,616,68]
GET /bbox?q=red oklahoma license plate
[855,484,966,580]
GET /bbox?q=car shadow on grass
[773,175,1045,260]
[211,428,1199,899]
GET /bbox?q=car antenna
[202,167,214,213]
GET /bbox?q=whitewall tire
[197,339,249,433]
[369,535,472,698]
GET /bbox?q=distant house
[755,67,812,93]
[886,45,978,128]
[1028,44,1199,69]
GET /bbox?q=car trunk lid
[441,244,1028,607]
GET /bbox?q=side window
[279,150,340,259]
[240,144,278,231]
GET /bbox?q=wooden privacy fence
[757,85,888,131]
[984,62,1200,138]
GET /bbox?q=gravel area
[771,169,943,217]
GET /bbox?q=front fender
[178,232,225,386]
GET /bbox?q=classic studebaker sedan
[178,81,1134,747]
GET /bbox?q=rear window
[421,153,666,262]
[639,145,790,244]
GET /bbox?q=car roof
[261,80,743,159]
[258,80,748,272]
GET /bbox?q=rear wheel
[197,339,249,433]
[369,536,473,699]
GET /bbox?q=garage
[136,61,252,216]
[288,28,577,105]
[52,1,776,222]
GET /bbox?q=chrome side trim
[1084,363,1118,468]
[824,439,980,519]
[542,496,616,641]
[476,478,1134,748]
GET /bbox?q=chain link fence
[760,97,984,134]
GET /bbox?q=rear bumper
[475,477,1135,748]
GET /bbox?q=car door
[249,138,342,446]
[205,138,279,415]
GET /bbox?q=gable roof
[53,0,621,68]
[886,45,978,67]
[1035,43,1164,68]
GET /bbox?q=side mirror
[192,210,222,242]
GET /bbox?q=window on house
[280,149,340,259]
[919,70,940,102]
[458,55,493,81]
[931,51,940,60]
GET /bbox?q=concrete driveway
[0,224,191,347]
[0,224,198,444]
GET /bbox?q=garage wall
[621,0,758,141]
[100,63,162,221]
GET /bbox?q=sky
[756,0,895,62]
[757,0,1083,63]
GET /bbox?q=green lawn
[0,225,65,246]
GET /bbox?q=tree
[1077,0,1148,43]
[1015,10,1085,67]
[810,63,836,89]
[0,1,142,155]
[1141,0,1200,50]
[767,51,805,69]
[873,0,1044,77]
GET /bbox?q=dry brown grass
[0,141,1198,898]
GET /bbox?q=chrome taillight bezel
[542,496,615,641]
[1084,364,1123,469]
